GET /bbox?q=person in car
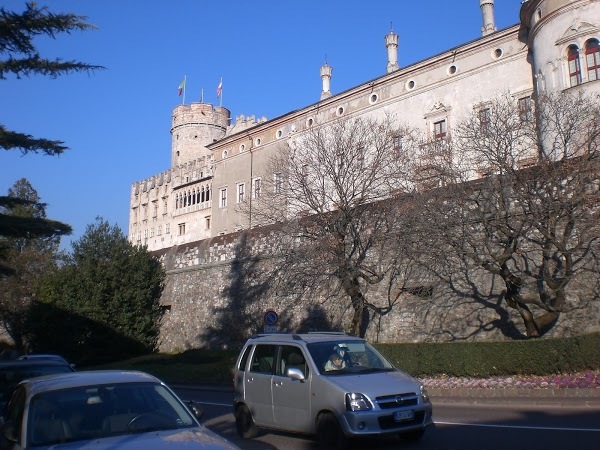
[324,353,346,371]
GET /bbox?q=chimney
[385,27,399,73]
[320,62,332,100]
[480,0,497,36]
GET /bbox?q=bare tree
[240,115,419,336]
[416,92,600,338]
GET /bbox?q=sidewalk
[428,386,600,408]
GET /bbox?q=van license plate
[393,410,414,422]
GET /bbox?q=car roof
[17,354,68,361]
[246,332,365,345]
[22,370,163,396]
[0,359,72,369]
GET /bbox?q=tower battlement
[170,102,231,168]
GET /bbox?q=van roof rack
[306,331,347,335]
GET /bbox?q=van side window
[250,344,277,374]
[238,345,252,371]
[279,345,308,377]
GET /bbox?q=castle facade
[129,1,600,251]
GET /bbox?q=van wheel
[235,404,259,438]
[316,412,348,450]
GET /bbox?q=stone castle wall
[156,226,600,352]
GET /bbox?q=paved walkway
[428,386,600,407]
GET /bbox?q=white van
[233,332,433,449]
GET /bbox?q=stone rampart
[156,225,600,352]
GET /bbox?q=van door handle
[273,380,283,387]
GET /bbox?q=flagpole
[219,77,223,108]
[201,88,204,103]
[183,75,187,105]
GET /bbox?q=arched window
[175,194,180,209]
[201,186,205,203]
[196,188,200,204]
[206,186,211,202]
[568,45,581,86]
[585,39,600,82]
[192,188,196,205]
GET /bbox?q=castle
[129,0,600,252]
[128,0,600,350]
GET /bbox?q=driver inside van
[324,352,346,371]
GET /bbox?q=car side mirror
[1,421,17,443]
[186,400,204,421]
[286,367,306,382]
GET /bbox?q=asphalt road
[174,387,600,450]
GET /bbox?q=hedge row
[374,332,600,377]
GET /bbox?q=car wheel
[401,428,425,441]
[235,404,259,438]
[316,412,348,450]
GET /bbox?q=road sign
[263,325,278,333]
[264,310,278,326]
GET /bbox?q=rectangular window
[157,225,162,236]
[163,200,168,214]
[569,52,581,87]
[433,119,447,139]
[301,164,309,177]
[253,178,262,199]
[150,227,154,238]
[237,183,245,203]
[274,173,283,194]
[518,97,532,122]
[586,44,600,81]
[392,135,403,151]
[165,223,170,234]
[205,217,211,230]
[220,188,227,208]
[479,108,491,129]
[178,223,185,235]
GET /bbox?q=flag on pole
[178,77,186,96]
[216,78,222,98]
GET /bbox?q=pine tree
[0,2,104,273]
[0,179,65,349]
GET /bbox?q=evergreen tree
[0,2,104,273]
[0,179,65,349]
[29,219,165,365]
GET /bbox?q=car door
[272,345,312,432]
[1,385,26,449]
[244,344,277,427]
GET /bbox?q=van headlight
[420,385,430,403]
[345,393,372,411]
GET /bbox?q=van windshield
[306,340,395,375]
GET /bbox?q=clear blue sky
[0,0,523,250]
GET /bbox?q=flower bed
[421,370,600,389]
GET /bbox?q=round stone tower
[519,0,600,95]
[170,102,231,168]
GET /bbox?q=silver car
[0,370,240,449]
[233,333,433,449]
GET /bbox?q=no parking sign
[263,310,278,333]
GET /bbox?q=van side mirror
[286,367,306,382]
